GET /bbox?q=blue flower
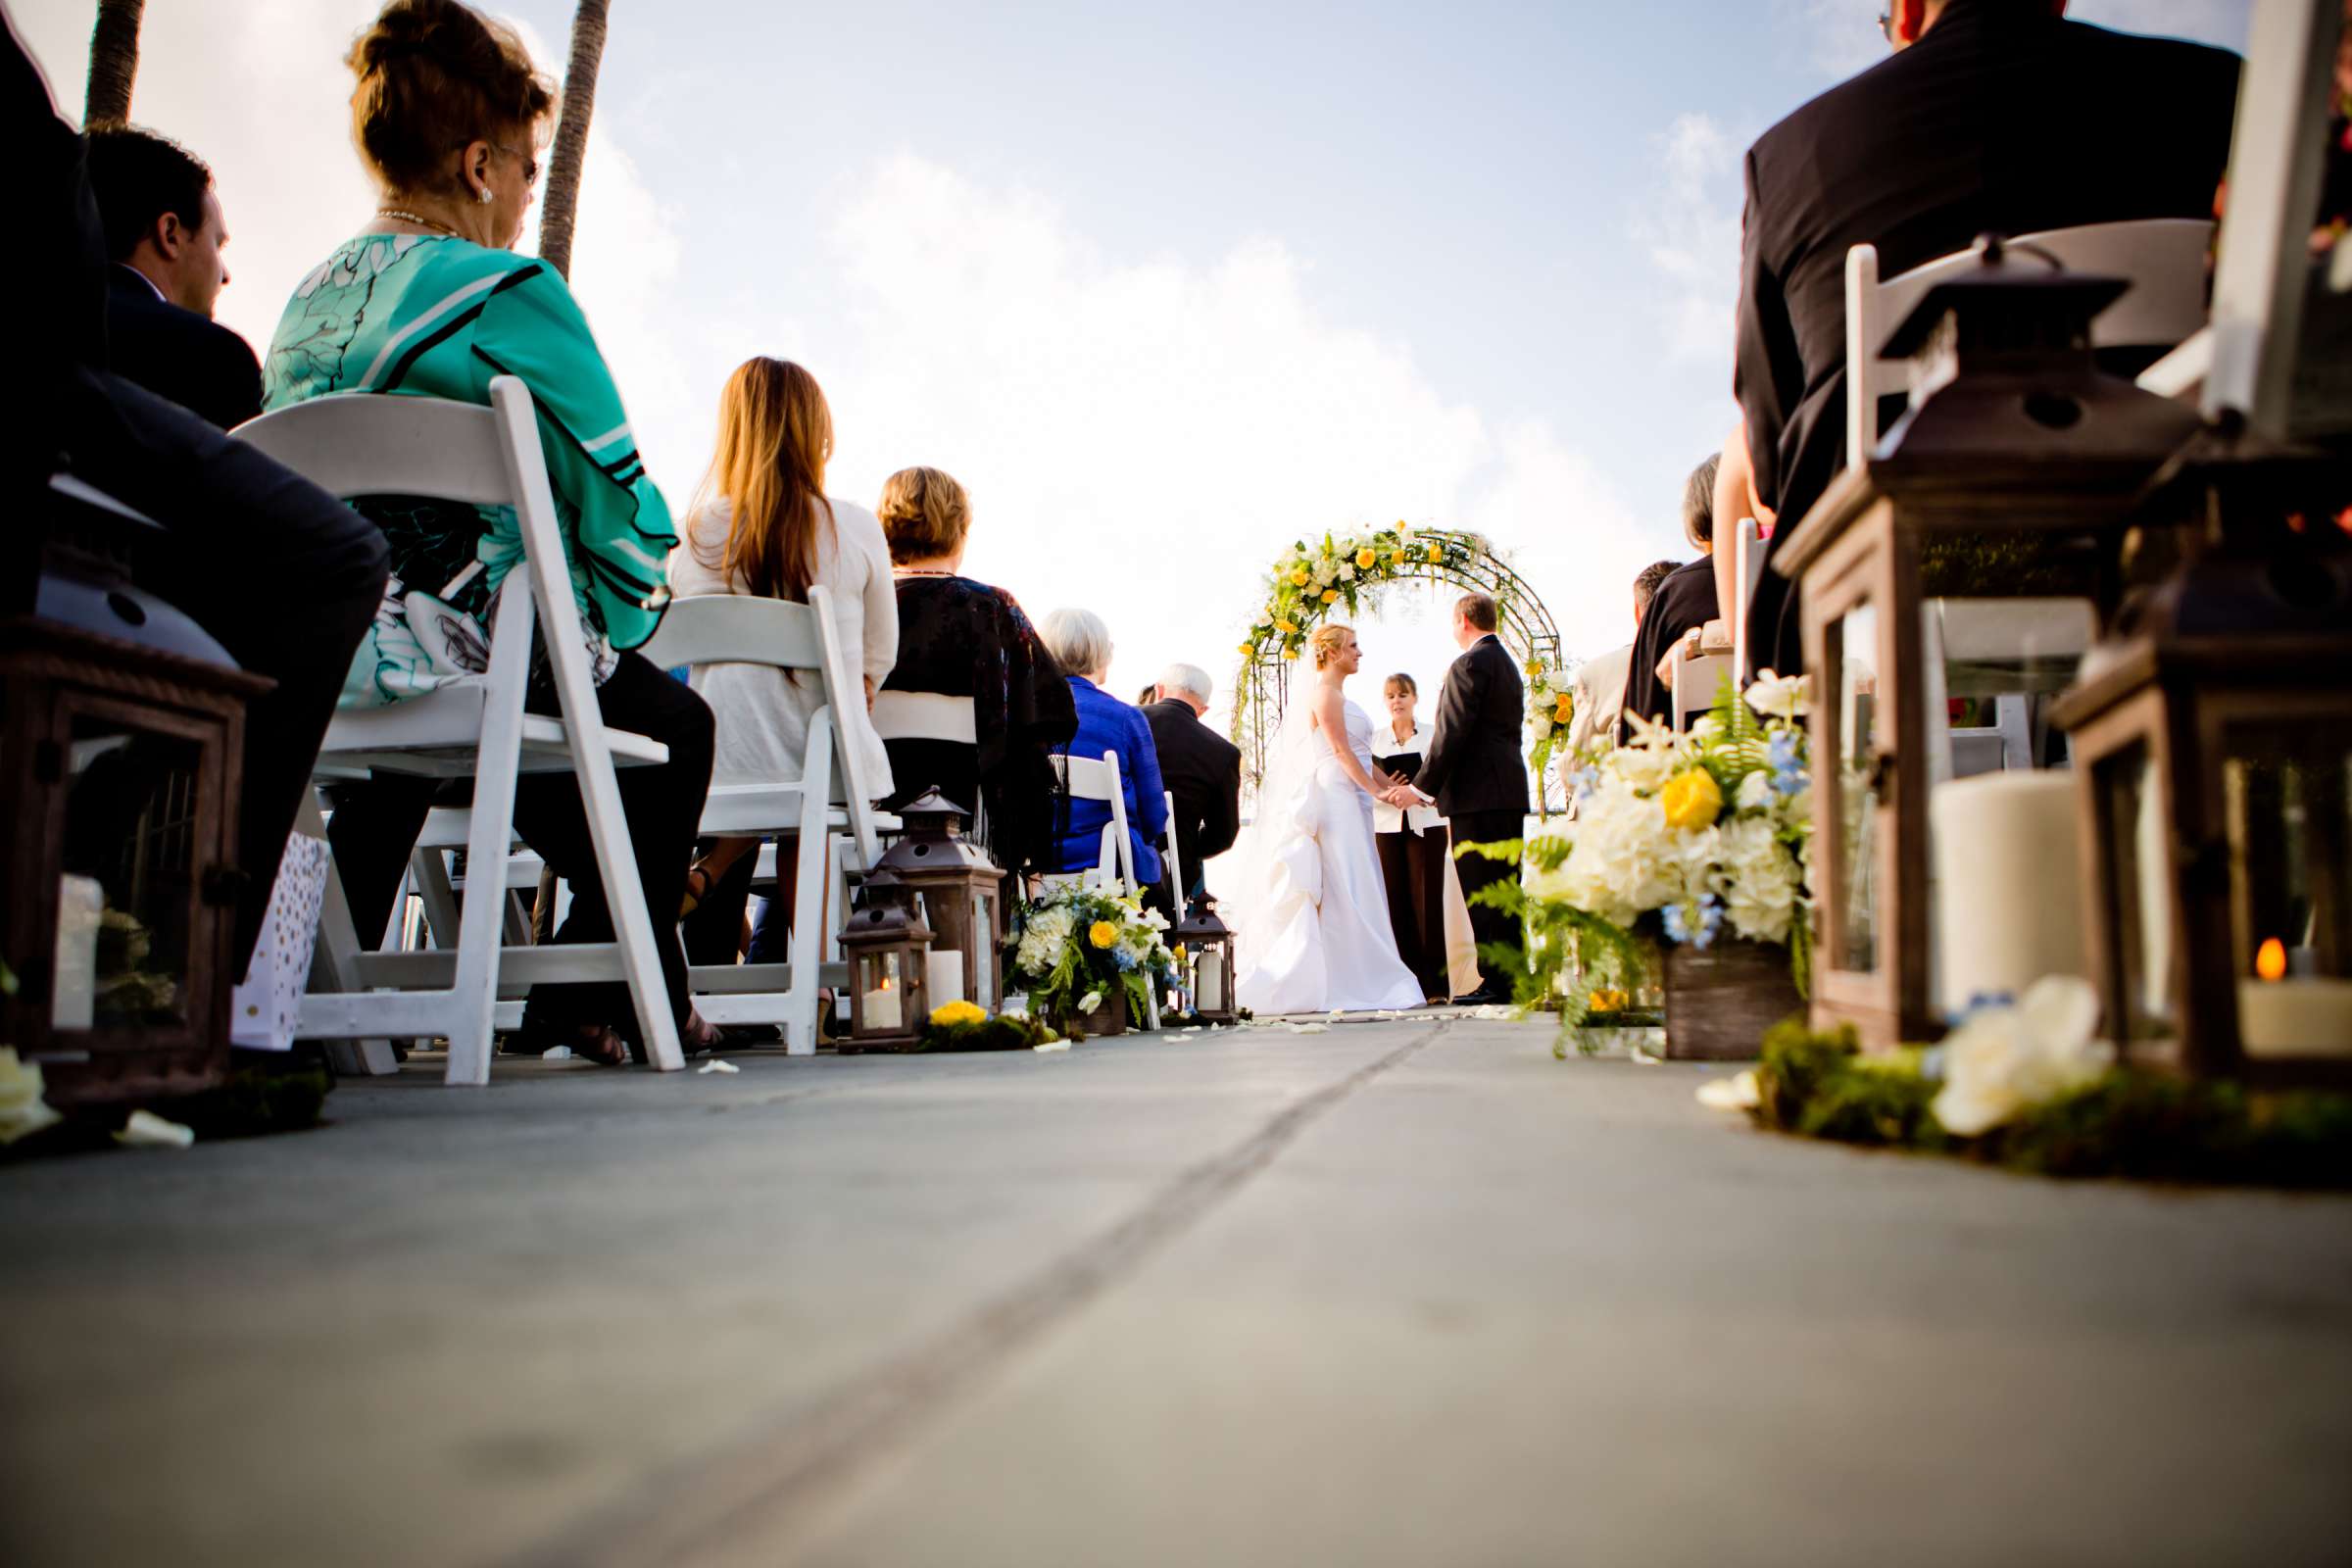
[1766,730,1807,796]
[1662,894,1725,951]
[1112,947,1139,972]
[1573,765,1602,802]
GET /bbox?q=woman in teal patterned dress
[264,0,717,1061]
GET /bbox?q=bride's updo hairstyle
[877,466,972,564]
[347,0,554,196]
[1309,623,1354,670]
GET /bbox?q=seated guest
[1737,0,2239,676]
[262,0,715,1063]
[1563,559,1676,782]
[667,357,897,966]
[1619,458,1721,739]
[82,124,261,429]
[11,19,386,983]
[1139,662,1242,921]
[1040,608,1168,889]
[879,466,1076,873]
[1372,672,1448,1004]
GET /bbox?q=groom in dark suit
[1416,593,1527,1004]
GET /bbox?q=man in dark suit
[83,124,262,430]
[10,11,386,975]
[1737,0,2239,676]
[1415,593,1528,1004]
[1140,662,1242,923]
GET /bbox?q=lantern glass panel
[1925,596,2094,772]
[971,888,998,1009]
[1829,602,1882,974]
[57,713,200,1032]
[2098,742,2178,1047]
[2223,724,2352,1056]
[857,949,907,1034]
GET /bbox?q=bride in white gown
[1235,624,1430,1016]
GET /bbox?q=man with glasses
[1732,0,2239,679]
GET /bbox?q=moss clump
[914,1012,1060,1053]
[168,1063,331,1140]
[1748,1022,2352,1190]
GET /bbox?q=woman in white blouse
[666,358,897,963]
[1372,673,1452,1004]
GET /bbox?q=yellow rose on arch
[1354,547,1378,569]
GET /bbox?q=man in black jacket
[1416,593,1527,1004]
[1140,662,1242,923]
[9,8,385,975]
[84,124,263,430]
[1738,0,2239,675]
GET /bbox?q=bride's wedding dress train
[1236,698,1426,1016]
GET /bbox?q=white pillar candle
[926,950,964,1009]
[51,874,103,1031]
[2237,979,2352,1057]
[1930,773,2087,1013]
[1199,951,1225,1012]
[859,984,901,1032]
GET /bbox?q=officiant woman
[1372,673,1448,1004]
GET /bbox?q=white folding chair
[236,379,682,1083]
[1731,515,1767,683]
[1671,634,1733,732]
[638,589,883,1054]
[1043,751,1159,1030]
[1160,788,1184,913]
[1845,219,2217,466]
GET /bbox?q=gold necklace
[374,208,465,239]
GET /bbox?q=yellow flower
[1553,697,1575,720]
[1089,920,1119,949]
[1281,648,1299,661]
[1172,943,1189,964]
[929,999,987,1028]
[1320,588,1339,604]
[1660,768,1725,831]
[1354,547,1378,569]
[1239,642,1255,655]
[1290,568,1310,586]
[1526,660,1544,678]
[1587,989,1630,1013]
[1425,543,1444,562]
[1390,550,1407,566]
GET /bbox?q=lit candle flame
[2256,938,2287,983]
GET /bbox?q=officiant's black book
[1378,751,1422,783]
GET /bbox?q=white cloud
[1636,113,1747,365]
[804,155,1660,722]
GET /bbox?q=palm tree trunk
[536,0,611,282]
[83,0,146,126]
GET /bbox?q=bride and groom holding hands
[1235,594,1528,1016]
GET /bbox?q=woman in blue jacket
[1039,608,1169,889]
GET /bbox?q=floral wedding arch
[1231,523,1574,812]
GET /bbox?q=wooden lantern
[837,869,932,1054]
[875,788,1005,1012]
[1772,236,2203,1048]
[1172,896,1238,1026]
[2051,444,2352,1085]
[0,616,272,1108]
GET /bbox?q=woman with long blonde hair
[668,358,897,963]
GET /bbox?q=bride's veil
[1225,689,1324,968]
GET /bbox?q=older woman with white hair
[1040,607,1170,888]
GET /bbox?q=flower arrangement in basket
[1004,884,1177,1034]
[1491,673,1815,1047]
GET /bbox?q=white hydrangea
[1340,563,1357,582]
[1716,815,1799,944]
[1013,906,1075,976]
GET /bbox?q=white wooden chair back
[870,691,979,745]
[1160,789,1184,911]
[1048,751,1138,896]
[1730,516,1767,683]
[233,379,682,1080]
[1845,219,2217,464]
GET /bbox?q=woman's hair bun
[347,0,554,195]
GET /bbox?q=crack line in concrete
[509,1021,1448,1568]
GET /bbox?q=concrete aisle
[1,1018,2347,1567]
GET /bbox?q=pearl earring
[477,185,494,205]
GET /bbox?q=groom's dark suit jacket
[1738,0,2238,677]
[1141,698,1242,897]
[1418,633,1527,820]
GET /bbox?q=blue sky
[20,0,2249,718]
